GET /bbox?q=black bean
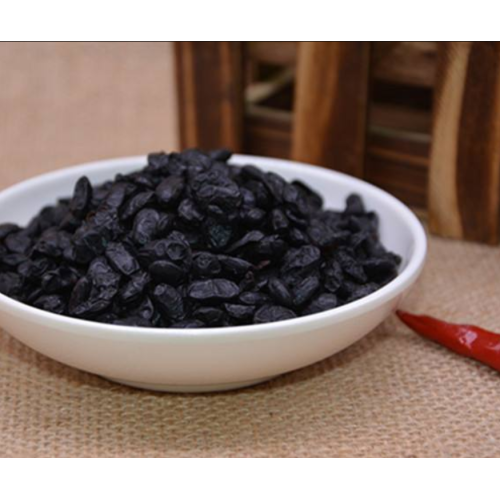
[152,283,185,321]
[223,303,255,322]
[187,279,240,303]
[178,198,204,226]
[217,255,252,278]
[226,230,264,254]
[267,277,293,308]
[239,291,270,306]
[156,176,185,207]
[0,223,19,241]
[303,293,338,315]
[105,242,140,276]
[293,275,321,308]
[149,260,185,285]
[0,272,23,296]
[119,271,150,305]
[281,245,321,274]
[33,294,66,314]
[192,252,221,278]
[254,305,296,324]
[69,176,92,217]
[193,306,225,326]
[5,232,32,254]
[120,191,154,220]
[344,194,365,215]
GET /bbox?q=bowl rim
[0,154,427,340]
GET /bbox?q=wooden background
[175,42,500,245]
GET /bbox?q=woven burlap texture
[1,43,499,457]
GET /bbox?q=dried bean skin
[0,148,401,327]
[155,176,185,207]
[267,278,293,308]
[254,305,296,324]
[105,242,140,276]
[152,284,185,322]
[187,279,240,303]
[69,176,93,217]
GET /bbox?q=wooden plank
[429,42,500,244]
[372,42,437,88]
[244,105,291,159]
[366,131,429,208]
[175,42,243,151]
[369,103,432,134]
[246,42,298,66]
[291,42,370,177]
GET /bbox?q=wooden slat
[366,131,429,208]
[429,42,500,244]
[370,103,431,134]
[292,42,370,177]
[175,42,243,151]
[372,42,437,88]
[244,105,291,159]
[246,42,298,66]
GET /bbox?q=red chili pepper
[397,310,500,372]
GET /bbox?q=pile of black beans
[0,149,401,328]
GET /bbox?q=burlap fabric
[1,43,499,457]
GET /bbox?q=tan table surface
[1,42,499,457]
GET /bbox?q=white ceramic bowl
[0,155,426,392]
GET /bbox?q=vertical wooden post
[429,42,500,244]
[292,42,371,177]
[175,42,244,151]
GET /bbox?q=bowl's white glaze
[0,155,426,392]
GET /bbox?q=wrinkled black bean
[344,194,365,215]
[33,294,66,314]
[149,260,185,285]
[41,267,79,293]
[119,271,150,305]
[281,245,321,274]
[0,272,22,296]
[217,255,252,278]
[293,275,321,308]
[0,223,19,241]
[105,242,140,276]
[227,230,264,254]
[120,191,154,220]
[192,252,221,278]
[69,176,92,217]
[156,176,185,207]
[152,283,185,321]
[193,306,225,326]
[178,199,204,225]
[239,291,270,306]
[302,293,338,315]
[187,279,240,303]
[267,277,293,308]
[223,303,255,322]
[5,232,32,254]
[254,304,296,324]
